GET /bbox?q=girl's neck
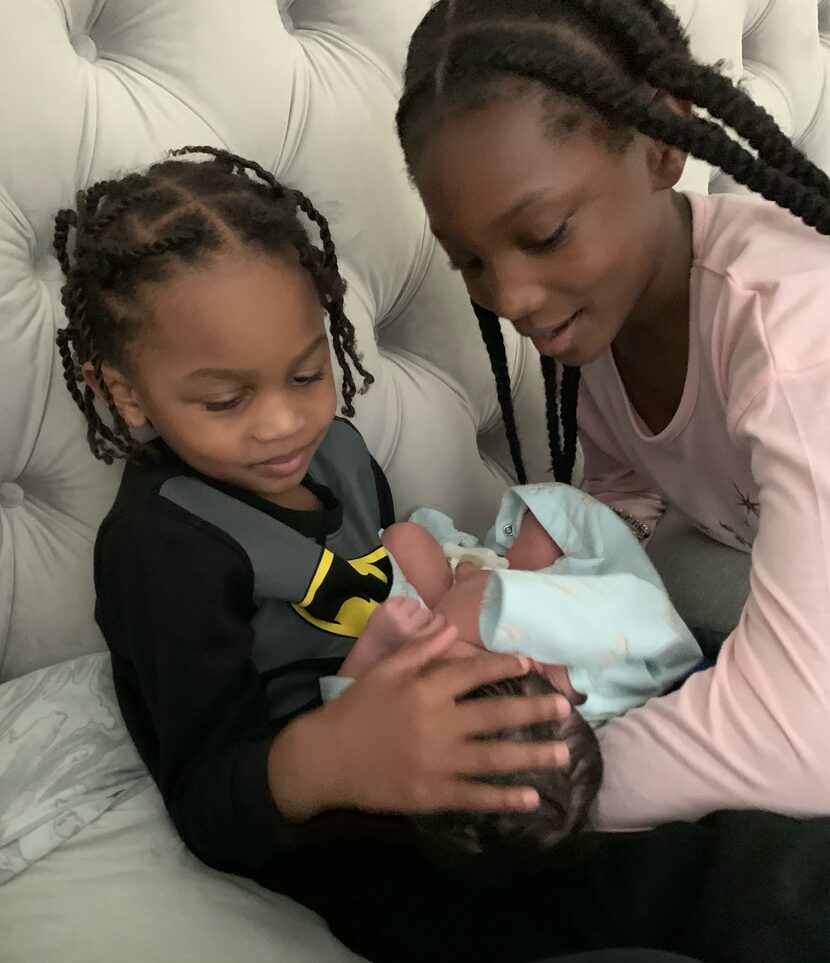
[611,191,694,435]
[621,190,693,345]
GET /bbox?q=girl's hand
[269,627,571,820]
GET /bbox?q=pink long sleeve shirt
[581,191,830,830]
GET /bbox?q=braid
[55,146,374,459]
[438,26,829,235]
[560,365,580,484]
[566,0,830,196]
[539,358,580,484]
[398,0,830,486]
[472,302,527,484]
[539,356,562,481]
[171,145,373,415]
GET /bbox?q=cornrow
[55,146,372,462]
[398,0,830,485]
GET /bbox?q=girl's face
[99,250,338,506]
[410,89,682,366]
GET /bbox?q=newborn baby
[321,483,701,861]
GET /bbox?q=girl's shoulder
[688,191,830,398]
[688,190,829,292]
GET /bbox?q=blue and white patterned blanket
[0,653,150,883]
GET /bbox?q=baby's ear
[81,362,149,429]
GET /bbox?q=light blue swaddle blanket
[407,483,701,724]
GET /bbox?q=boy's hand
[269,627,571,820]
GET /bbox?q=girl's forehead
[411,95,625,237]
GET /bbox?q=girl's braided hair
[54,146,372,463]
[396,0,830,483]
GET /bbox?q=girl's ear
[645,92,693,191]
[81,361,149,428]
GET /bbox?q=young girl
[395,0,830,833]
[53,145,724,963]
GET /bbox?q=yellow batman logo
[291,546,392,637]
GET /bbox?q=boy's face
[96,250,338,507]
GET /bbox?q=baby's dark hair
[412,671,601,870]
[53,146,373,463]
[396,0,830,485]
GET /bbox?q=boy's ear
[646,92,692,191]
[81,361,149,428]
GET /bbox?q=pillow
[0,653,150,883]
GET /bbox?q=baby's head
[412,671,601,871]
[53,147,372,501]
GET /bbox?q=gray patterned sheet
[0,653,150,883]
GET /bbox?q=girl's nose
[487,259,548,324]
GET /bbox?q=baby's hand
[339,597,452,679]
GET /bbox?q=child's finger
[381,622,460,673]
[457,692,572,736]
[460,737,570,775]
[429,651,532,698]
[427,779,542,814]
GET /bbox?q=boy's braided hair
[54,146,372,463]
[396,0,830,483]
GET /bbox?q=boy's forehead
[133,253,326,366]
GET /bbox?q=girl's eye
[203,397,241,412]
[294,371,324,386]
[448,256,483,275]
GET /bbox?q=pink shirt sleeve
[578,382,665,532]
[593,362,830,829]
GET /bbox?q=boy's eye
[203,397,241,412]
[527,219,570,252]
[294,371,324,386]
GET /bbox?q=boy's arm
[96,509,304,871]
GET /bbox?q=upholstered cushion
[1,0,828,682]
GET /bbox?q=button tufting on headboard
[0,0,827,681]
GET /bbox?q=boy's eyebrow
[184,367,252,382]
[291,333,328,366]
[183,335,328,382]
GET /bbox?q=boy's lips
[254,446,309,477]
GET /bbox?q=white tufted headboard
[1,0,828,683]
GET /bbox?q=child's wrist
[267,706,345,821]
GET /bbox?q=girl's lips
[532,308,582,356]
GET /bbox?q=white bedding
[0,655,362,962]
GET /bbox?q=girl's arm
[593,364,830,829]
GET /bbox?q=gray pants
[647,507,750,639]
